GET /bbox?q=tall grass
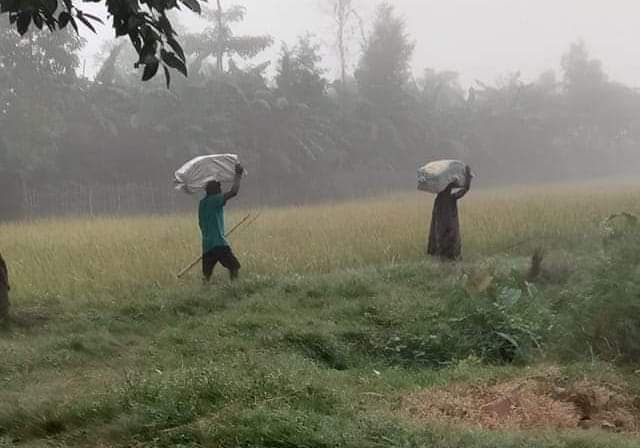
[2,182,640,447]
[1,182,639,300]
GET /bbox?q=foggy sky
[79,0,640,88]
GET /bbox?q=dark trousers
[202,246,241,281]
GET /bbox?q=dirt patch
[402,367,640,432]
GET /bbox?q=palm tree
[183,1,273,76]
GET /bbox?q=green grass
[1,183,640,447]
[2,262,639,447]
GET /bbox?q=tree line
[1,1,639,219]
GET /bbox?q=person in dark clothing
[0,252,9,319]
[199,163,244,281]
[427,166,472,261]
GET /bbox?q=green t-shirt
[199,194,228,253]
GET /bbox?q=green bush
[566,222,640,363]
[374,273,551,367]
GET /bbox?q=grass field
[2,181,640,298]
[1,182,640,447]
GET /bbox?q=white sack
[417,159,470,194]
[174,154,246,194]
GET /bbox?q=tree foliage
[183,1,272,75]
[0,26,82,178]
[355,3,414,111]
[276,34,327,106]
[0,0,198,85]
[1,0,639,219]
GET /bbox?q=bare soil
[402,367,640,433]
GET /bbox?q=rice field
[1,180,639,300]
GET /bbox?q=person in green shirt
[199,163,244,281]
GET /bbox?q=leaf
[163,65,171,88]
[33,12,43,29]
[128,31,142,53]
[179,0,200,13]
[81,12,103,23]
[140,42,157,64]
[496,332,520,350]
[157,13,172,34]
[141,23,160,42]
[69,15,78,32]
[44,17,56,31]
[142,60,159,81]
[57,10,70,28]
[166,37,185,62]
[16,11,31,35]
[160,49,187,76]
[76,12,96,33]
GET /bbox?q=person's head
[205,180,221,195]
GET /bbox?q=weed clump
[369,271,552,367]
[285,332,349,370]
[562,215,640,363]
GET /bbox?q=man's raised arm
[453,166,472,200]
[224,164,244,203]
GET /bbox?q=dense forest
[1,2,639,218]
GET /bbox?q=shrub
[376,273,551,367]
[566,220,640,363]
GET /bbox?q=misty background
[78,0,640,88]
[1,0,639,218]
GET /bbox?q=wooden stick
[225,213,253,238]
[176,213,252,279]
[244,210,262,229]
[176,255,204,279]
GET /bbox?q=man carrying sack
[199,163,245,282]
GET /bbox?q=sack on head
[417,159,472,194]
[174,154,247,194]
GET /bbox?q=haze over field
[1,0,640,219]
[78,0,640,87]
